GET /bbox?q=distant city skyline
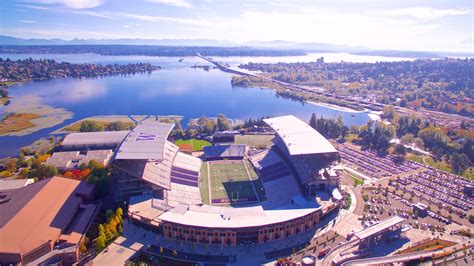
[0,0,472,52]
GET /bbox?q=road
[196,53,474,129]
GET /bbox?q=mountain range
[0,35,472,58]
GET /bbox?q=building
[263,115,340,193]
[212,131,238,143]
[45,150,113,171]
[0,179,34,201]
[121,116,342,248]
[0,177,98,265]
[203,144,246,160]
[414,203,428,217]
[61,130,130,151]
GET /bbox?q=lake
[0,52,412,157]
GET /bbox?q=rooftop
[158,198,321,229]
[115,120,174,160]
[353,216,405,240]
[61,131,130,147]
[0,177,96,256]
[0,178,34,192]
[264,115,338,156]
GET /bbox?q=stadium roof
[62,131,129,147]
[158,200,321,229]
[0,177,96,257]
[115,120,174,160]
[264,115,337,156]
[353,216,405,240]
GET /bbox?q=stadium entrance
[236,230,259,244]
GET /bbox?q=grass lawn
[234,134,274,148]
[245,159,266,201]
[406,153,473,180]
[207,160,259,204]
[344,169,364,186]
[64,120,134,132]
[0,113,41,134]
[199,162,210,205]
[175,138,211,151]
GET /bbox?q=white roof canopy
[115,120,174,160]
[264,115,338,156]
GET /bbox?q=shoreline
[306,100,361,113]
[307,101,381,121]
[0,94,73,137]
[51,115,184,134]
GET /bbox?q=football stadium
[53,115,343,248]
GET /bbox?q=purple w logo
[136,133,157,141]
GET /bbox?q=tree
[80,120,103,132]
[106,121,126,131]
[86,174,99,184]
[394,144,406,157]
[116,207,123,217]
[381,105,398,122]
[309,113,317,129]
[88,160,102,170]
[30,164,58,180]
[450,153,471,174]
[106,209,115,222]
[216,114,231,131]
[197,116,216,134]
[95,235,106,250]
[173,121,184,138]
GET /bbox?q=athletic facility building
[0,177,98,265]
[55,116,342,248]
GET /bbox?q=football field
[207,160,260,205]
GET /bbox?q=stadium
[56,115,343,247]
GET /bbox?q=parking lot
[360,186,455,234]
[336,144,423,179]
[389,168,473,227]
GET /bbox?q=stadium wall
[160,210,321,246]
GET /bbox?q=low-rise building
[0,176,98,265]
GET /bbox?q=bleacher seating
[249,149,301,207]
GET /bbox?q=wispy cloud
[18,20,38,24]
[113,12,211,27]
[73,10,113,18]
[0,27,123,39]
[26,0,104,9]
[16,4,49,10]
[380,7,472,20]
[147,0,192,8]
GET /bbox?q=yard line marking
[207,161,212,205]
[243,159,260,202]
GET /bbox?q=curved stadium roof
[115,120,175,160]
[264,115,338,156]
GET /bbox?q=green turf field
[207,160,260,204]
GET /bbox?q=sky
[0,0,473,52]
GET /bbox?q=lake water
[0,52,413,157]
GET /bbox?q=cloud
[18,20,38,24]
[28,0,104,9]
[16,4,49,10]
[0,27,122,40]
[380,7,472,20]
[74,10,113,18]
[109,12,212,27]
[147,0,192,8]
